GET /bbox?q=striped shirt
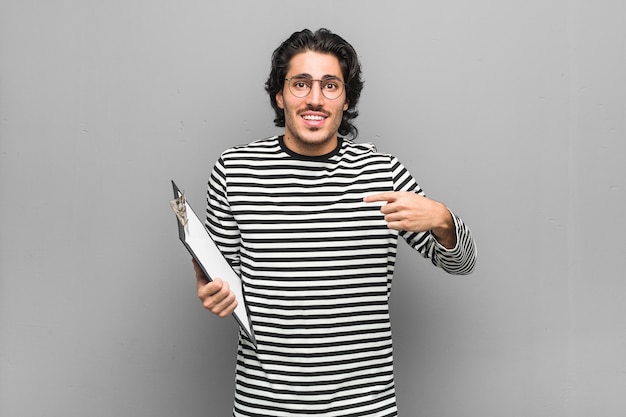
[205,135,476,416]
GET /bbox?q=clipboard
[170,180,256,347]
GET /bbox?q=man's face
[276,51,349,156]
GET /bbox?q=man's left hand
[364,191,457,249]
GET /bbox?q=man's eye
[324,82,339,91]
[294,81,309,89]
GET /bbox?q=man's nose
[306,81,324,105]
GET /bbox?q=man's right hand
[192,258,238,318]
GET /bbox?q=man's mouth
[302,114,326,121]
[300,112,328,127]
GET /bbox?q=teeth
[303,115,324,121]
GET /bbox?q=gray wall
[1,1,625,416]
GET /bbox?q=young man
[193,28,477,417]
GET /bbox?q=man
[193,28,477,417]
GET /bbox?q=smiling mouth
[302,114,326,121]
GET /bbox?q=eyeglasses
[284,76,345,100]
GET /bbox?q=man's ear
[276,90,285,109]
[343,99,349,111]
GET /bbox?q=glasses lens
[321,79,343,99]
[288,78,310,98]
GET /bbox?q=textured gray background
[1,1,625,416]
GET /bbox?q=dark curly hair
[265,28,364,139]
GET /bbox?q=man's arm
[364,191,476,274]
[364,191,456,248]
[194,155,241,317]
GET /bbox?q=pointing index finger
[364,192,397,203]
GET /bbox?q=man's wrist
[431,205,456,249]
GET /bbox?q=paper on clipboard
[170,180,256,347]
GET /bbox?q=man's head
[265,29,364,141]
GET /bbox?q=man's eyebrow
[290,73,342,80]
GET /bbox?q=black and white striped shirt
[205,135,476,416]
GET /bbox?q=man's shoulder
[342,139,394,160]
[221,136,281,157]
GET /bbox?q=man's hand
[192,258,238,318]
[364,191,457,249]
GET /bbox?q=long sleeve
[390,156,477,275]
[205,155,242,275]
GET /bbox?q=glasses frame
[284,77,346,100]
